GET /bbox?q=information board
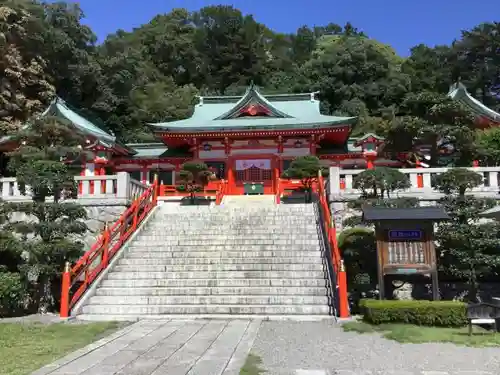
[388,229,422,241]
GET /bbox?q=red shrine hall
[1,82,498,195]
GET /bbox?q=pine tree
[6,116,88,312]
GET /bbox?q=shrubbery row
[359,299,468,327]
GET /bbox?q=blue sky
[78,0,500,56]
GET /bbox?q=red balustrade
[316,173,349,318]
[60,178,159,318]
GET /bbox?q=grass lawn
[0,321,121,375]
[240,353,265,375]
[343,321,500,347]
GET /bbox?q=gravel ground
[251,321,500,375]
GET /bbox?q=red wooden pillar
[416,159,424,188]
[227,158,235,195]
[309,135,317,155]
[223,137,233,194]
[273,156,280,195]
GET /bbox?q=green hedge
[359,299,467,327]
[0,272,25,317]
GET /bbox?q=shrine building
[1,82,498,193]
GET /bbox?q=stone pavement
[32,319,500,375]
[32,319,261,375]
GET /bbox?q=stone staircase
[77,199,334,320]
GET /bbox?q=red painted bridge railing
[59,178,159,318]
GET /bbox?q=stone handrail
[329,166,500,200]
[0,172,141,202]
[129,178,149,199]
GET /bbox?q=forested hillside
[1,1,500,146]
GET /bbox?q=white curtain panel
[235,159,271,170]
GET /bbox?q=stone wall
[6,198,129,252]
[82,200,129,250]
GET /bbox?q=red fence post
[60,261,71,318]
[152,174,159,206]
[132,201,139,230]
[101,222,110,267]
[337,260,349,318]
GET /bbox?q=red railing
[59,178,159,318]
[216,179,227,205]
[316,172,349,318]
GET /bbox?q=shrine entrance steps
[76,203,333,321]
[221,194,275,206]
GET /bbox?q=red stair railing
[316,171,349,318]
[216,179,227,205]
[60,178,159,318]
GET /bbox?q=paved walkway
[32,319,500,375]
[32,319,261,375]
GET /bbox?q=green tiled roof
[126,143,192,158]
[149,85,357,132]
[448,82,500,122]
[1,98,136,155]
[43,98,116,143]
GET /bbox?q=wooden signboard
[362,207,449,301]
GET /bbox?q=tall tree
[6,117,87,312]
[0,3,55,134]
[434,168,500,302]
[385,92,477,166]
[301,35,410,115]
[453,23,500,108]
[193,5,268,94]
[402,44,453,94]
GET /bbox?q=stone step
[77,314,333,322]
[95,286,328,296]
[126,245,321,251]
[113,263,325,273]
[100,278,327,288]
[87,295,329,305]
[130,239,321,246]
[137,234,319,240]
[117,257,323,265]
[143,228,318,233]
[81,304,331,315]
[156,214,316,220]
[124,250,323,258]
[106,270,326,279]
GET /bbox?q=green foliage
[352,167,411,199]
[282,156,326,184]
[338,228,378,306]
[475,127,500,166]
[433,168,500,301]
[6,117,87,313]
[386,93,476,166]
[433,168,483,196]
[177,161,214,204]
[282,156,326,202]
[8,117,84,202]
[0,272,25,317]
[0,1,498,150]
[359,299,467,327]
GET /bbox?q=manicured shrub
[359,299,467,327]
[0,272,26,317]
